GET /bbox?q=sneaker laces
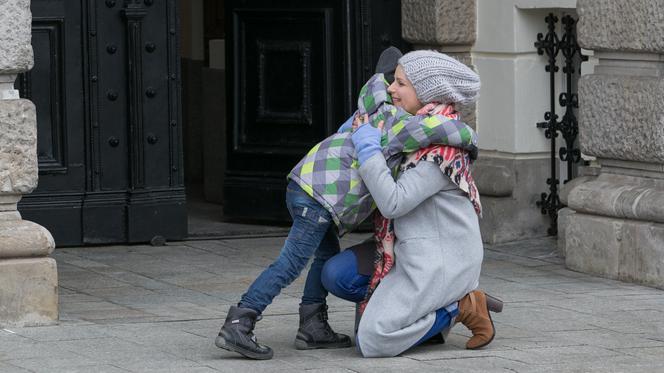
[320,308,329,322]
[318,306,335,336]
[246,315,261,344]
[318,304,328,324]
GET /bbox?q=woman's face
[388,65,423,114]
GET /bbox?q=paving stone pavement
[2,234,664,372]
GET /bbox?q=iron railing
[535,14,587,235]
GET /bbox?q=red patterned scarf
[358,103,481,315]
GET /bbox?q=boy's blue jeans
[238,180,340,314]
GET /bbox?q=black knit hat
[374,46,403,83]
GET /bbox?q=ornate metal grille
[534,14,587,235]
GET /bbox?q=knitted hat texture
[398,50,480,105]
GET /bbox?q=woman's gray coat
[356,152,484,358]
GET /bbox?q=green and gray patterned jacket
[288,73,478,235]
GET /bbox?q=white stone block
[0,257,58,327]
[514,55,560,153]
[0,99,37,194]
[474,56,516,151]
[475,1,574,54]
[474,54,557,153]
[514,0,576,10]
[0,0,33,73]
[475,0,517,53]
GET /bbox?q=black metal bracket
[534,14,588,236]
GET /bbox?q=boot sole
[294,338,352,350]
[215,335,274,360]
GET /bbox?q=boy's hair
[398,50,480,105]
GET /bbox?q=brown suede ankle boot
[455,290,503,349]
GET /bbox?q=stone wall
[561,0,664,289]
[402,0,476,46]
[0,0,33,73]
[577,0,664,53]
[579,74,664,163]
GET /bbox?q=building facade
[1,0,663,325]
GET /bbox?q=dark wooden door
[223,0,408,222]
[17,0,186,246]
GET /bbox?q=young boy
[215,49,480,360]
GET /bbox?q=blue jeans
[321,249,370,303]
[321,249,458,347]
[238,181,340,314]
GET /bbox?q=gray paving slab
[0,362,35,373]
[2,234,664,372]
[46,365,131,373]
[9,324,111,342]
[5,355,100,372]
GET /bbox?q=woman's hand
[351,114,384,165]
[352,112,363,130]
[337,113,355,133]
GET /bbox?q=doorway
[179,0,289,238]
[180,0,409,238]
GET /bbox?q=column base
[0,219,55,258]
[474,154,550,244]
[0,257,58,326]
[562,211,664,289]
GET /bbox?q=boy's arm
[382,109,479,160]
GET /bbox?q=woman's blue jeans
[321,249,457,347]
[238,181,340,314]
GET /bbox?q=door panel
[237,9,334,154]
[224,0,343,221]
[96,0,130,191]
[29,20,67,172]
[16,0,86,245]
[223,0,408,222]
[17,0,186,246]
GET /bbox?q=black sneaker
[215,305,273,360]
[294,303,351,350]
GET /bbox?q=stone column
[0,0,58,326]
[561,0,664,288]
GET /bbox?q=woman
[321,50,502,358]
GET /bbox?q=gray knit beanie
[398,50,480,105]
